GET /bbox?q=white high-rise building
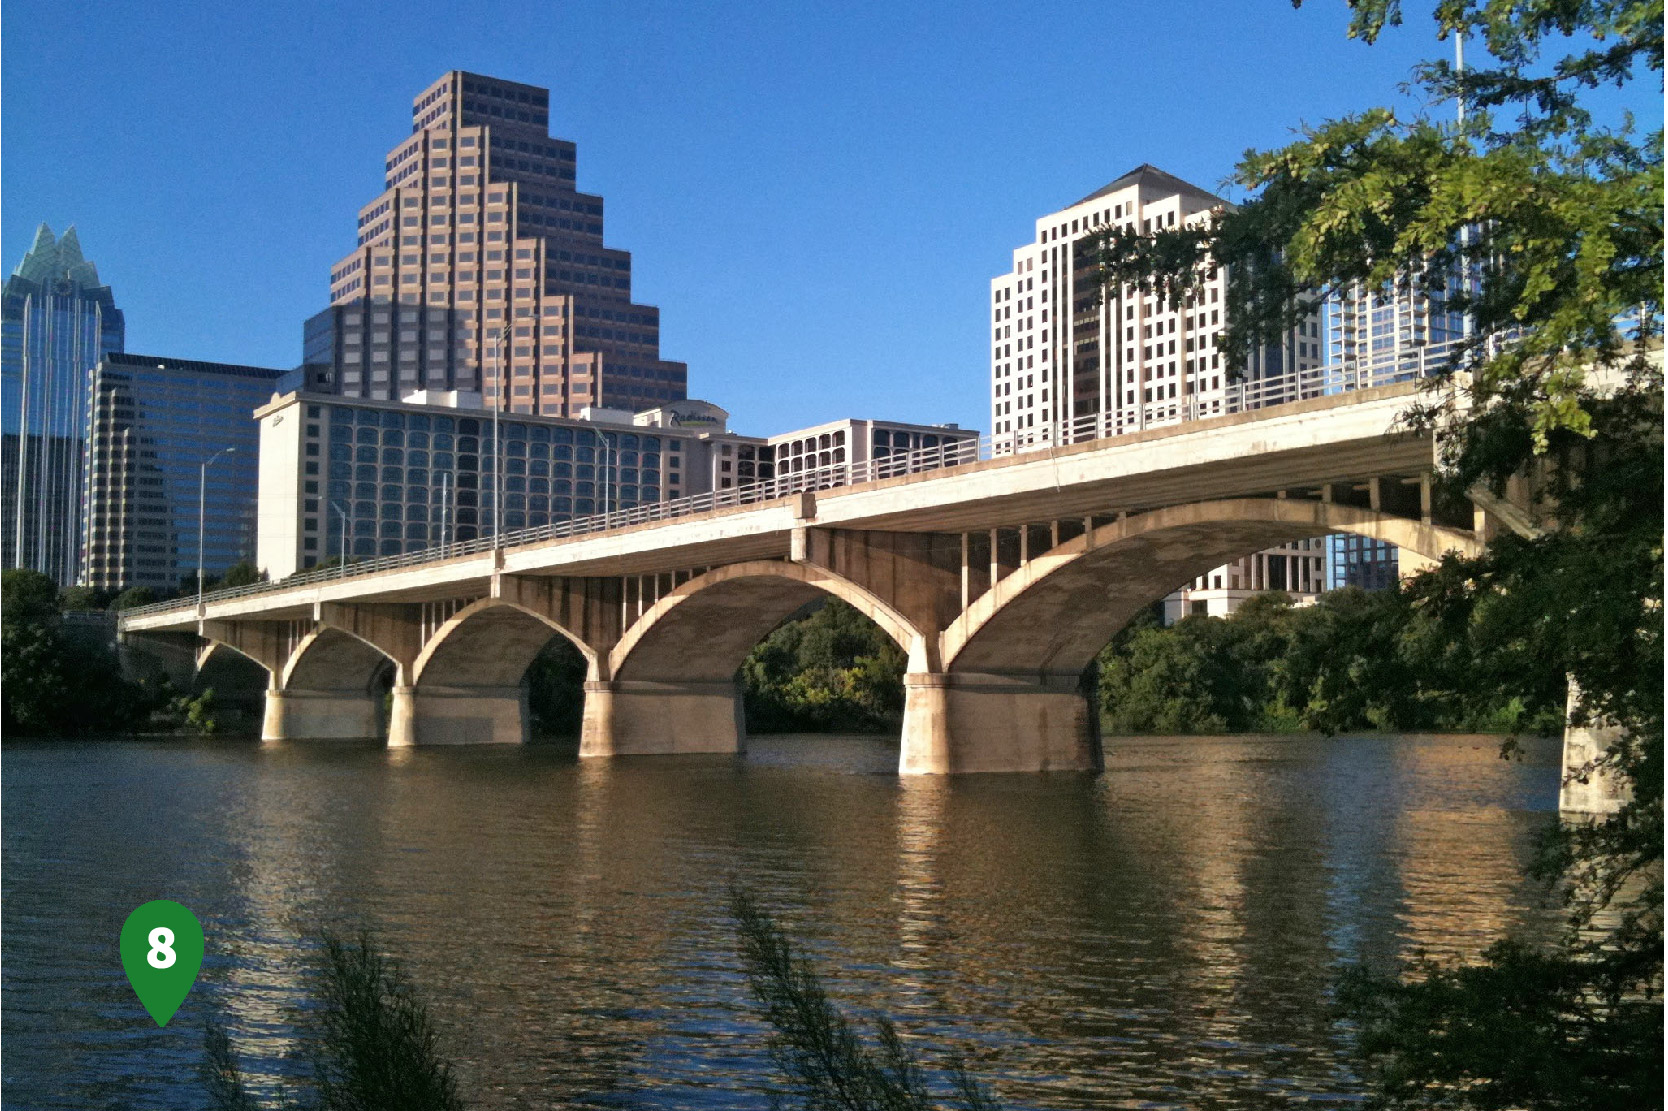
[988,165,1325,448]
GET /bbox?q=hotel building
[255,390,977,580]
[989,164,1323,446]
[308,71,688,417]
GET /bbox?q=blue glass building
[1327,533,1400,592]
[81,354,285,593]
[1,225,125,583]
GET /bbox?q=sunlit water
[3,732,1563,1109]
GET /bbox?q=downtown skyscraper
[2,224,125,583]
[989,165,1322,445]
[307,71,688,417]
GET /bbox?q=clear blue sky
[2,1,1644,436]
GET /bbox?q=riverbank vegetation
[741,600,907,733]
[2,569,163,735]
[0,568,219,736]
[204,929,463,1111]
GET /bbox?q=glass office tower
[81,354,284,592]
[1,224,125,583]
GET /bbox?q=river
[2,732,1562,1109]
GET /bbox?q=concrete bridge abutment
[900,672,1100,775]
[1560,680,1631,815]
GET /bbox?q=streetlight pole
[491,324,508,551]
[585,427,612,519]
[197,445,237,612]
[329,500,351,579]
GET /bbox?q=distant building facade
[1162,539,1329,623]
[80,354,284,593]
[309,71,688,417]
[1326,271,1471,383]
[1326,533,1399,591]
[988,164,1323,447]
[256,389,979,580]
[255,391,762,578]
[2,224,125,583]
[767,419,976,484]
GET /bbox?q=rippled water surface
[3,733,1562,1109]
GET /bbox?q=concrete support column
[406,684,528,745]
[261,688,381,742]
[1561,679,1630,814]
[579,679,743,757]
[899,674,952,774]
[387,685,417,748]
[899,672,1101,775]
[579,681,616,758]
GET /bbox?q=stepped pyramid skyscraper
[2,224,125,582]
[307,71,688,417]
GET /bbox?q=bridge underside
[119,490,1504,782]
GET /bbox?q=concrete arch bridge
[124,382,1499,774]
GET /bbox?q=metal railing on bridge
[122,338,1473,619]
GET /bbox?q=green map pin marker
[120,900,204,1026]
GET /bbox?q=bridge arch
[195,640,273,686]
[942,498,1481,679]
[279,626,397,694]
[608,559,928,683]
[411,596,598,689]
[582,560,927,758]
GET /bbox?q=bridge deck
[123,380,1434,634]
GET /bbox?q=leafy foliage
[3,568,60,622]
[219,560,265,588]
[1338,939,1663,1111]
[1096,587,1564,736]
[730,887,999,1111]
[1088,1,1662,445]
[742,600,907,733]
[1,571,167,735]
[111,585,159,611]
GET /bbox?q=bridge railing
[121,337,1475,620]
[986,337,1475,455]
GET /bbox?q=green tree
[1088,2,1661,1104]
[220,560,265,588]
[742,600,906,733]
[1,621,75,733]
[112,585,159,611]
[58,585,111,612]
[3,568,60,621]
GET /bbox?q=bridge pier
[261,688,382,742]
[579,679,743,757]
[899,673,1100,775]
[1560,680,1630,814]
[400,685,528,745]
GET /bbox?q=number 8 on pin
[120,901,204,1027]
